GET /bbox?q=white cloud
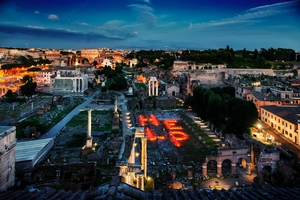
[34,11,40,14]
[128,4,157,28]
[191,0,297,29]
[27,25,44,29]
[48,14,59,21]
[97,21,139,39]
[76,22,91,26]
[135,0,151,4]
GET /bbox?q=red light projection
[145,127,165,141]
[163,120,183,131]
[149,114,160,126]
[164,120,188,147]
[138,115,148,126]
[138,114,187,146]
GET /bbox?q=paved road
[40,94,96,139]
[259,121,300,157]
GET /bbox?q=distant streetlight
[257,124,261,133]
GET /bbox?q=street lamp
[257,124,261,133]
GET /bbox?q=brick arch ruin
[202,134,251,177]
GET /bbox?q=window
[290,133,292,137]
[290,125,292,129]
[285,130,288,135]
[286,123,288,127]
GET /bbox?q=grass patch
[174,112,218,164]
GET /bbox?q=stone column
[86,110,93,148]
[73,79,76,92]
[152,81,155,96]
[127,172,134,186]
[155,81,158,96]
[250,143,255,165]
[142,137,147,177]
[217,164,222,176]
[246,154,252,175]
[202,165,207,177]
[77,79,79,92]
[231,163,236,174]
[148,81,151,96]
[136,174,144,191]
[129,144,135,164]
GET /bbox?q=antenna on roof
[25,43,28,49]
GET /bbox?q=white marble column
[86,110,93,148]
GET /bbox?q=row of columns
[72,78,87,92]
[148,80,158,96]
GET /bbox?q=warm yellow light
[257,124,261,129]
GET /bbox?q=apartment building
[261,106,300,145]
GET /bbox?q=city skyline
[0,0,299,50]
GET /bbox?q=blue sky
[0,0,299,50]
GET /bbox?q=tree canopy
[186,86,258,138]
[20,75,37,96]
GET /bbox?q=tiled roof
[261,106,300,124]
[2,185,300,200]
[248,92,280,101]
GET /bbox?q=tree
[101,86,107,92]
[21,75,32,83]
[20,76,37,96]
[242,48,247,59]
[115,65,123,74]
[207,94,223,127]
[5,90,18,103]
[225,99,258,137]
[109,76,127,91]
[254,49,258,58]
[5,89,14,98]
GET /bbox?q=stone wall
[0,126,16,192]
[257,151,280,174]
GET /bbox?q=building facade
[51,67,89,93]
[0,126,16,192]
[261,106,300,145]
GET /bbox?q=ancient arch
[261,165,272,183]
[202,134,251,177]
[206,160,217,175]
[222,159,232,175]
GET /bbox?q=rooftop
[0,126,15,137]
[261,105,300,124]
[15,138,53,162]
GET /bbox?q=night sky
[0,0,299,50]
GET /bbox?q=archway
[207,160,217,175]
[261,165,272,183]
[222,159,232,175]
[188,66,192,70]
[237,157,247,169]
